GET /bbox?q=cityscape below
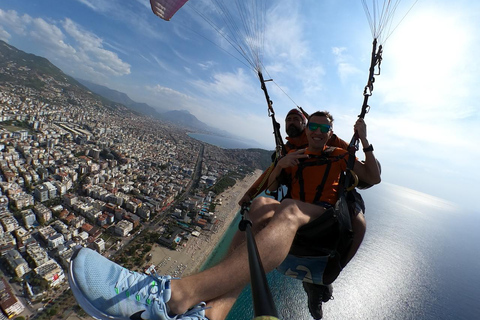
[0,40,270,320]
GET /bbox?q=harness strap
[313,162,331,203]
[296,163,306,202]
[295,158,331,202]
[293,149,347,202]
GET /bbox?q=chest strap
[294,148,347,202]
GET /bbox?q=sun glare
[380,7,473,112]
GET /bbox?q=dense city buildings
[0,46,270,319]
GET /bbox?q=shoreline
[65,170,263,320]
[147,169,263,277]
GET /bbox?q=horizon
[0,0,479,209]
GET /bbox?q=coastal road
[110,144,205,258]
[175,143,204,204]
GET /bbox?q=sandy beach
[65,170,263,320]
[147,169,263,277]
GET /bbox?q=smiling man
[267,110,378,206]
[239,108,348,205]
[68,111,380,320]
[264,111,380,318]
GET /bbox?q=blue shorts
[277,254,329,285]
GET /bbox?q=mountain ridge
[75,78,249,139]
[0,39,263,148]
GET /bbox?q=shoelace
[179,302,210,319]
[114,269,165,306]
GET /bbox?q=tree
[46,307,58,316]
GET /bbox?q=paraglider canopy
[150,0,189,21]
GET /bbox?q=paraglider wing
[150,0,189,21]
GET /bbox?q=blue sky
[0,0,478,209]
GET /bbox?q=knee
[250,210,272,227]
[275,199,304,224]
[248,197,277,226]
[250,196,276,211]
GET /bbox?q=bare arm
[351,118,381,185]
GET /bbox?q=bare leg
[208,204,366,319]
[166,199,327,316]
[229,196,279,252]
[207,202,366,319]
[205,196,279,320]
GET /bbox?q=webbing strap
[295,150,345,202]
[296,164,306,202]
[258,71,285,158]
[343,38,381,190]
[313,162,331,203]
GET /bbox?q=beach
[65,170,263,320]
[147,169,263,277]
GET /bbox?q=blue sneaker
[68,247,176,320]
[178,302,208,320]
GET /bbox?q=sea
[187,133,261,149]
[200,183,480,320]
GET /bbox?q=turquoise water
[200,213,242,271]
[200,183,480,319]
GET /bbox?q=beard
[286,124,303,138]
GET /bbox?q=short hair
[308,111,334,124]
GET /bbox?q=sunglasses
[307,122,331,133]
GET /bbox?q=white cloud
[190,68,258,100]
[265,2,307,63]
[28,17,77,57]
[74,0,116,14]
[62,18,130,76]
[197,61,215,70]
[141,83,197,112]
[332,46,362,83]
[74,0,168,41]
[0,28,10,41]
[146,84,192,101]
[150,53,182,76]
[378,6,479,119]
[0,9,130,80]
[262,1,327,98]
[0,9,30,36]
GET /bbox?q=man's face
[306,115,333,151]
[285,114,305,138]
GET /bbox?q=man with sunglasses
[239,108,348,205]
[240,109,367,318]
[267,111,378,319]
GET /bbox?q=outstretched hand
[277,149,309,169]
